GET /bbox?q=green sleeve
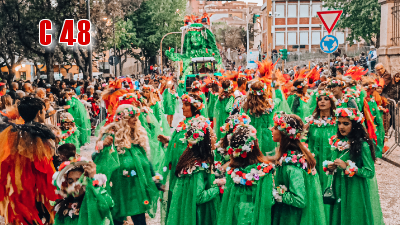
[356,142,375,179]
[225,96,234,113]
[282,166,306,209]
[196,172,219,205]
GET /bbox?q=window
[312,4,321,17]
[312,31,321,45]
[288,5,297,18]
[300,32,309,45]
[276,32,285,46]
[300,5,309,17]
[20,72,26,80]
[275,5,285,18]
[288,32,297,45]
[336,32,345,44]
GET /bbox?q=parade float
[165,14,224,95]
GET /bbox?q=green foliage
[323,0,381,45]
[214,23,259,49]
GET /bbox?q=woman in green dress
[218,124,275,225]
[286,79,312,121]
[95,104,161,225]
[166,115,220,225]
[190,81,209,118]
[53,158,114,225]
[59,112,81,153]
[206,80,220,126]
[163,81,179,127]
[214,80,235,141]
[157,94,204,219]
[270,112,326,225]
[324,108,383,225]
[65,89,91,146]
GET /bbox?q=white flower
[93,174,107,187]
[245,173,253,180]
[163,167,167,172]
[242,145,251,152]
[250,169,258,174]
[233,176,241,184]
[68,209,74,218]
[198,131,204,137]
[258,170,265,176]
[288,128,296,135]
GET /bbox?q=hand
[64,105,71,109]
[327,164,338,171]
[334,159,347,169]
[84,162,97,178]
[103,136,113,147]
[48,110,56,116]
[157,135,169,144]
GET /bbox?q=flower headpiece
[249,84,267,95]
[114,105,141,122]
[60,112,74,123]
[314,90,337,103]
[273,111,304,140]
[191,81,202,90]
[183,115,212,148]
[335,108,365,124]
[220,113,251,135]
[294,80,307,90]
[226,124,257,158]
[223,80,234,92]
[181,94,204,110]
[327,79,346,88]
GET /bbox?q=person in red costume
[0,97,60,225]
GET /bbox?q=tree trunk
[44,52,55,84]
[5,65,15,84]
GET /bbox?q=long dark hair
[337,118,376,162]
[228,126,264,169]
[175,127,214,177]
[293,79,307,95]
[219,80,234,101]
[188,94,203,116]
[312,96,336,118]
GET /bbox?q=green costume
[199,92,208,118]
[272,150,326,225]
[60,128,81,154]
[207,92,219,119]
[214,96,234,141]
[327,138,380,225]
[287,94,312,121]
[67,97,91,146]
[166,163,220,225]
[366,97,385,158]
[163,89,178,116]
[218,163,274,225]
[151,102,172,137]
[54,178,114,225]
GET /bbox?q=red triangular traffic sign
[317,10,343,34]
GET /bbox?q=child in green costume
[59,112,81,153]
[163,81,179,128]
[166,115,220,225]
[206,80,220,124]
[324,108,383,225]
[218,124,275,225]
[214,80,234,141]
[52,158,114,225]
[270,112,326,225]
[286,79,312,121]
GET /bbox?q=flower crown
[181,94,204,110]
[335,108,365,124]
[249,84,267,96]
[114,106,141,122]
[273,111,303,140]
[227,124,257,158]
[220,113,251,135]
[314,90,337,103]
[191,82,201,90]
[294,80,307,90]
[223,80,234,92]
[183,115,212,148]
[327,79,346,88]
[142,85,155,92]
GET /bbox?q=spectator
[358,52,368,69]
[336,67,343,77]
[0,95,12,113]
[23,83,34,95]
[47,93,56,108]
[349,60,355,67]
[386,73,400,102]
[36,88,46,99]
[15,90,25,99]
[45,83,52,94]
[368,46,377,72]
[81,80,89,95]
[0,83,6,97]
[86,86,95,97]
[37,79,46,88]
[8,82,18,100]
[76,80,83,95]
[43,98,55,125]
[375,63,391,95]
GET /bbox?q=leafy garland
[175,120,187,133]
[305,116,336,127]
[59,126,77,145]
[178,161,211,177]
[329,135,350,152]
[278,150,317,175]
[227,162,275,186]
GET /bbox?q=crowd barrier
[382,99,400,167]
[52,109,66,126]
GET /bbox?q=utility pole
[113,14,117,77]
[87,0,93,81]
[246,7,250,66]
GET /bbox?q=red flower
[183,171,188,174]
[291,151,294,154]
[323,167,327,172]
[235,148,242,153]
[245,180,253,186]
[193,133,199,139]
[227,170,233,175]
[228,148,233,154]
[283,153,287,157]
[144,200,149,205]
[236,171,243,177]
[257,165,261,170]
[220,127,223,132]
[263,167,270,173]
[219,187,224,194]
[241,152,247,158]
[92,180,99,186]
[196,114,200,118]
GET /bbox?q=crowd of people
[0,57,393,225]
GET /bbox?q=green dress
[166,164,220,225]
[366,97,385,158]
[199,92,209,118]
[207,92,219,119]
[54,178,115,225]
[60,128,81,154]
[151,102,172,137]
[272,150,326,225]
[218,163,275,225]
[214,96,234,141]
[335,95,358,110]
[163,89,178,116]
[111,144,159,220]
[287,94,312,121]
[67,97,91,146]
[327,138,379,225]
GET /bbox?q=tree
[323,0,381,46]
[215,23,259,50]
